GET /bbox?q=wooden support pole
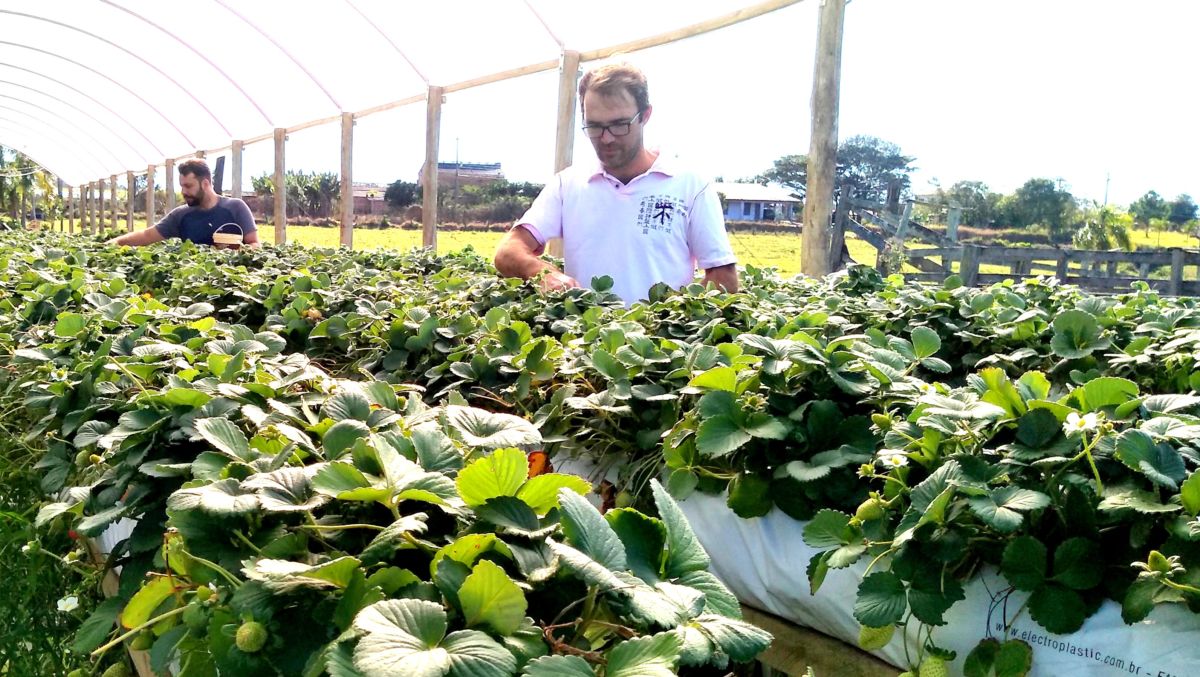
[87,182,96,234]
[340,112,354,248]
[960,244,982,286]
[98,179,107,232]
[422,86,444,250]
[1056,250,1070,281]
[231,141,243,199]
[828,184,850,271]
[548,50,581,259]
[165,158,176,212]
[1170,248,1185,296]
[947,202,962,242]
[273,127,287,245]
[67,185,74,233]
[801,0,846,278]
[145,165,156,223]
[110,174,118,230]
[126,171,135,232]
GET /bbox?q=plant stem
[91,604,187,657]
[298,522,384,532]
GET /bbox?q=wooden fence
[831,187,1200,296]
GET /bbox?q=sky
[9,1,1196,209]
[244,0,1198,209]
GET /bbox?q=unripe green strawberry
[102,664,130,677]
[236,620,268,653]
[183,603,209,636]
[1148,550,1172,574]
[615,490,636,509]
[66,670,85,677]
[89,454,104,465]
[918,656,949,677]
[74,449,92,467]
[194,585,213,602]
[854,497,886,522]
[871,413,893,430]
[857,624,894,650]
[897,673,914,677]
[129,630,154,651]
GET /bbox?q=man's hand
[539,271,580,291]
[702,263,739,293]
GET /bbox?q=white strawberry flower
[876,449,909,468]
[56,595,79,613]
[1064,412,1099,435]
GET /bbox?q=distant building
[418,162,504,188]
[713,182,802,222]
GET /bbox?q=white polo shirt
[517,151,737,305]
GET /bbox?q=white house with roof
[713,182,802,222]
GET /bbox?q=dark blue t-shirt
[154,197,256,245]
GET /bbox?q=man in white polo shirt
[493,62,738,305]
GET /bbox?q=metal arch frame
[341,0,430,85]
[0,10,233,138]
[0,97,130,171]
[0,122,107,181]
[211,0,342,111]
[0,64,167,157]
[100,0,274,129]
[0,42,194,148]
[0,88,145,161]
[0,109,116,173]
[522,0,567,50]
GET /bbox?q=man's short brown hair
[578,62,649,115]
[178,158,211,182]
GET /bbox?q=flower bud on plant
[89,454,103,465]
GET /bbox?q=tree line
[750,135,1198,247]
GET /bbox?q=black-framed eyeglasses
[582,111,642,139]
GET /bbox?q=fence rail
[830,184,1200,296]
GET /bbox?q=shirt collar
[586,148,677,184]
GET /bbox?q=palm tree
[1074,205,1134,275]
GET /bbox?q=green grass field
[42,216,1200,281]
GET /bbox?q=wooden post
[1106,260,1118,278]
[145,165,156,224]
[1170,248,1185,296]
[231,141,243,199]
[548,50,581,259]
[960,244,982,286]
[340,112,354,248]
[110,174,118,230]
[87,182,95,234]
[1139,262,1150,278]
[273,127,287,245]
[126,171,135,232]
[165,158,176,212]
[67,185,74,233]
[422,86,444,250]
[947,202,962,242]
[801,0,847,278]
[895,201,912,241]
[1056,250,1069,282]
[99,179,107,232]
[828,184,850,271]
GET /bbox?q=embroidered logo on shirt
[636,195,685,235]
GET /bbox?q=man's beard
[184,194,200,207]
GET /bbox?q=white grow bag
[678,492,1200,677]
